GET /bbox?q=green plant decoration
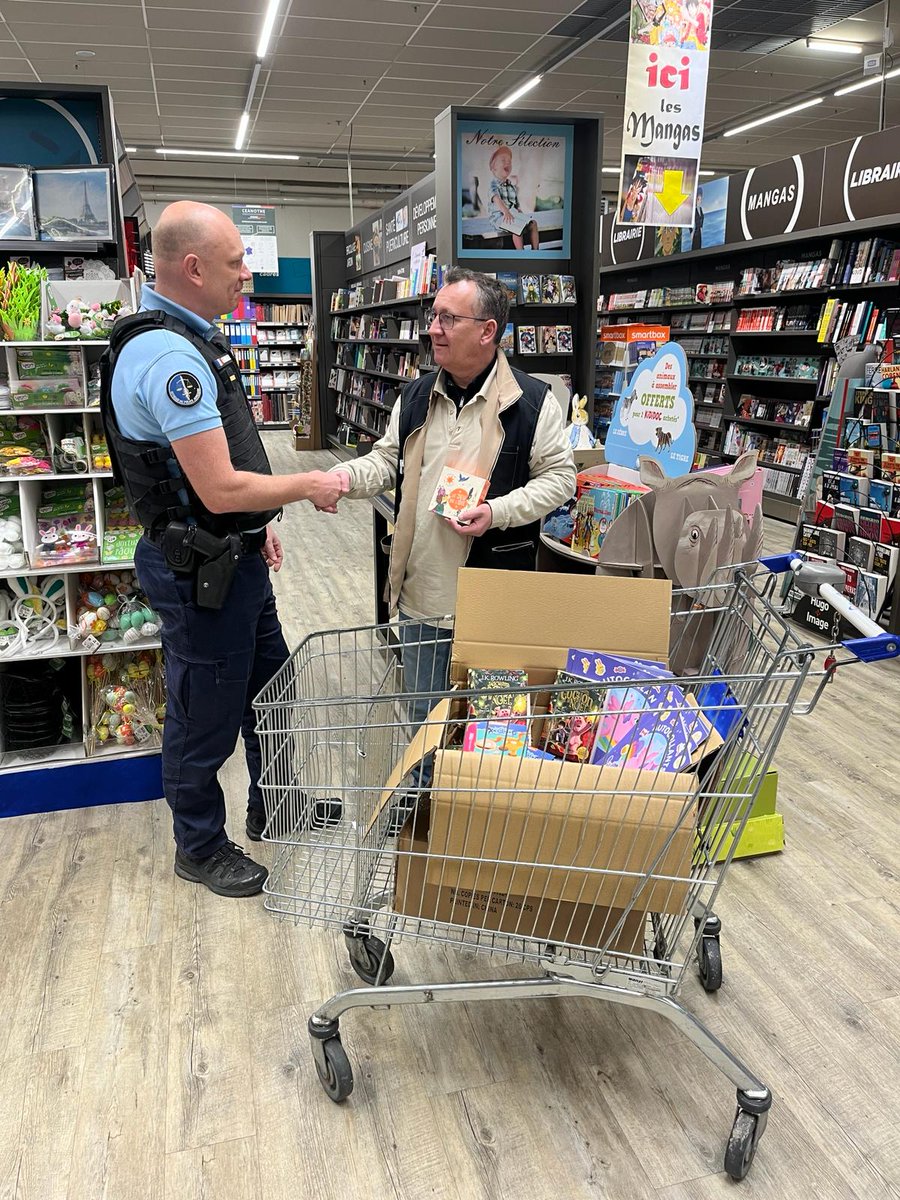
[0,262,47,341]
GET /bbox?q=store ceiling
[0,0,896,206]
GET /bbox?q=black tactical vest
[396,365,546,572]
[100,310,280,538]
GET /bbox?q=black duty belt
[145,524,267,556]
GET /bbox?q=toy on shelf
[70,568,160,652]
[32,482,97,567]
[85,648,165,754]
[565,394,597,450]
[0,574,66,658]
[0,487,25,571]
[0,414,52,476]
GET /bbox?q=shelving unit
[219,293,313,430]
[600,236,900,518]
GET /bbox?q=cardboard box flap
[364,696,453,835]
[451,569,672,679]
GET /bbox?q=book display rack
[218,293,313,431]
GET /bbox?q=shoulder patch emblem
[166,372,203,407]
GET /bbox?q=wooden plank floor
[1,438,898,1200]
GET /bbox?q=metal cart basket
[253,555,897,1181]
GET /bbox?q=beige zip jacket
[337,353,576,622]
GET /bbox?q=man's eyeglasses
[424,308,488,333]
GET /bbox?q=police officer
[102,201,346,898]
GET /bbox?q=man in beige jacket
[333,266,576,740]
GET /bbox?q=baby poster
[456,119,573,259]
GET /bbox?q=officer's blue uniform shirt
[112,285,223,444]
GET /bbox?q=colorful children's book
[590,684,695,773]
[564,649,671,685]
[519,274,540,305]
[546,672,605,762]
[428,468,490,519]
[463,720,530,757]
[466,668,530,719]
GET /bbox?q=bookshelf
[218,293,313,431]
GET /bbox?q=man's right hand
[303,470,348,513]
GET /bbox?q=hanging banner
[617,0,714,229]
[604,342,697,475]
[232,204,279,276]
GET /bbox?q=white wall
[143,201,355,258]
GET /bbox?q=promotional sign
[724,149,824,245]
[617,0,714,229]
[456,119,573,259]
[604,342,697,475]
[820,127,900,226]
[344,173,437,280]
[232,204,278,275]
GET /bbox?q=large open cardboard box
[390,569,713,952]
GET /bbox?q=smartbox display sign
[232,204,278,275]
[604,342,696,475]
[617,0,714,230]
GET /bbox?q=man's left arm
[486,395,576,530]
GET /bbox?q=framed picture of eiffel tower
[33,166,114,242]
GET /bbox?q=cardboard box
[395,808,648,954]
[382,570,715,946]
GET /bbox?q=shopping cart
[253,555,898,1181]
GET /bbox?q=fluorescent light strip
[257,0,280,59]
[498,75,542,109]
[124,146,137,153]
[807,37,862,54]
[235,111,250,150]
[834,66,900,97]
[724,96,823,137]
[155,147,300,161]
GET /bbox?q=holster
[161,522,241,610]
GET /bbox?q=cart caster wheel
[347,934,395,986]
[698,936,723,992]
[724,1108,766,1180]
[313,1036,354,1103]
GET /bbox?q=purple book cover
[590,684,694,773]
[564,648,672,685]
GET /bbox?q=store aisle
[0,437,898,1200]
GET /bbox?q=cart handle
[759,554,900,663]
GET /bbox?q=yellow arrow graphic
[658,169,691,215]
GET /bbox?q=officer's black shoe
[174,840,268,897]
[246,808,266,842]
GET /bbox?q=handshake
[303,468,351,514]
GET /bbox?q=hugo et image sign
[617,0,714,229]
[604,341,696,475]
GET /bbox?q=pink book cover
[429,467,490,519]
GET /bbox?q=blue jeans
[398,612,452,789]
[136,537,290,859]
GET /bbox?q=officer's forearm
[202,468,344,513]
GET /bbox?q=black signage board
[821,127,900,227]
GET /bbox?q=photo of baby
[457,119,573,259]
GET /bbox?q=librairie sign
[617,0,714,229]
[605,342,696,476]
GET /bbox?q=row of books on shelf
[256,348,309,366]
[678,335,729,356]
[669,310,731,332]
[737,238,900,296]
[511,325,573,355]
[736,396,815,427]
[689,361,725,381]
[822,470,900,517]
[330,270,443,311]
[762,462,812,498]
[723,424,813,468]
[542,471,650,560]
[253,302,311,324]
[852,387,898,444]
[335,343,421,380]
[692,381,727,406]
[248,394,291,425]
[736,355,839,393]
[735,303,822,333]
[256,325,308,345]
[488,272,577,306]
[337,397,390,439]
[817,298,884,345]
[330,313,418,342]
[602,282,734,312]
[695,407,724,431]
[798,502,899,624]
[329,368,399,409]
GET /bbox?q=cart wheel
[348,935,395,986]
[698,936,723,992]
[313,1037,354,1103]
[724,1108,765,1180]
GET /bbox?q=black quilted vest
[396,365,546,571]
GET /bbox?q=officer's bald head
[153,202,239,274]
[151,201,250,320]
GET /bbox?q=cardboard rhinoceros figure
[596,452,764,674]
